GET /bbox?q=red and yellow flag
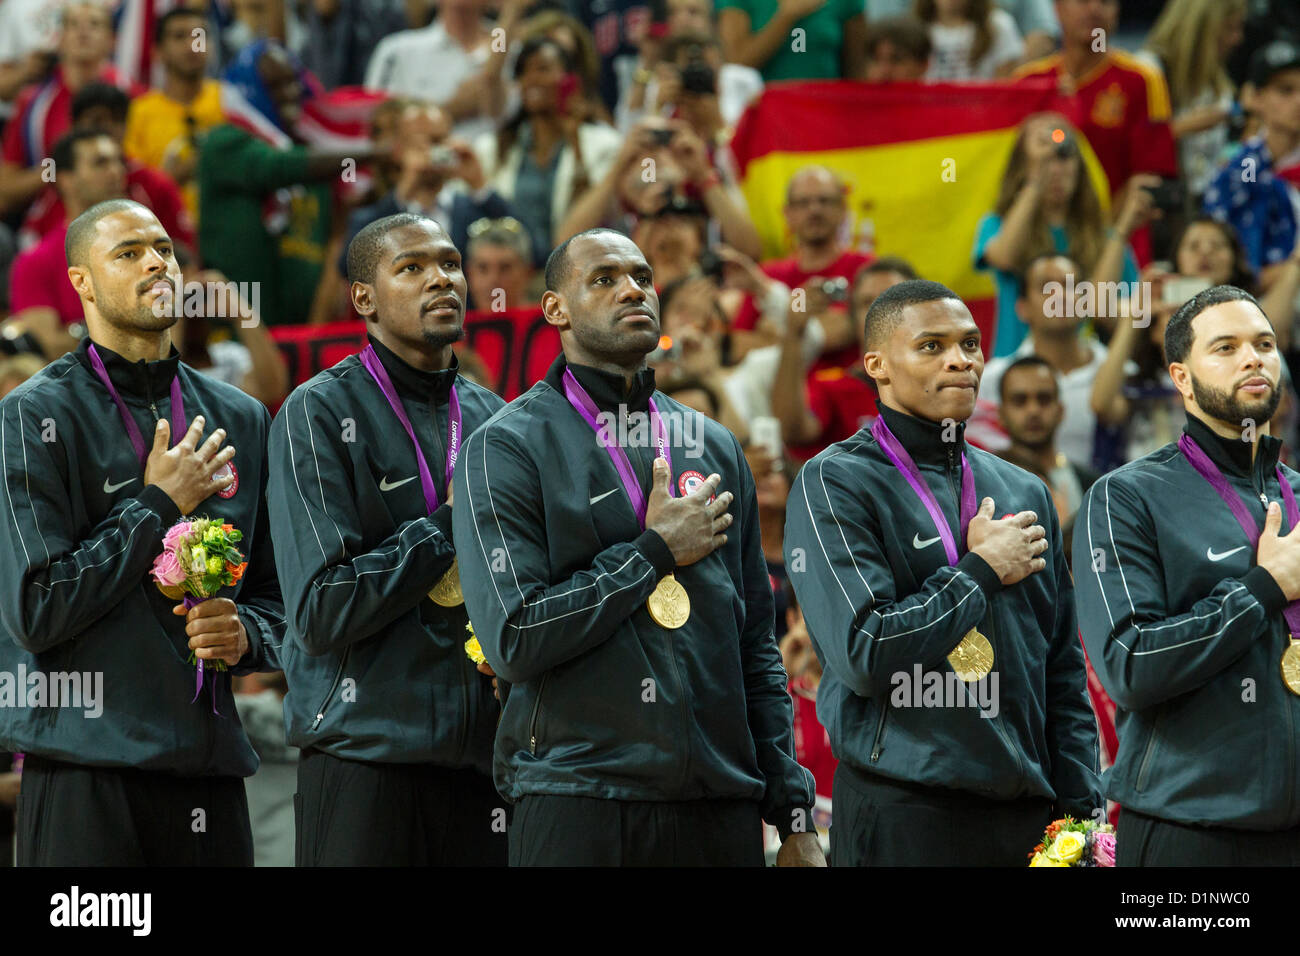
[730,80,1110,345]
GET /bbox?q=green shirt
[197,124,332,327]
[718,0,862,82]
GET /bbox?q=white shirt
[925,9,1025,82]
[972,338,1109,470]
[364,19,494,142]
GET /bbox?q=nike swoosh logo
[1207,546,1248,562]
[913,533,941,549]
[589,488,618,505]
[103,477,135,494]
[379,475,417,492]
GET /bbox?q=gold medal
[948,628,994,682]
[647,574,690,629]
[1281,639,1300,696]
[429,559,464,607]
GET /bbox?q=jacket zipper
[870,705,889,761]
[309,648,350,731]
[528,673,549,754]
[1135,711,1162,792]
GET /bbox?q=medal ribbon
[360,345,461,515]
[1178,433,1300,633]
[871,415,977,567]
[87,343,186,469]
[562,367,672,528]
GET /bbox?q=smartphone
[751,416,783,462]
[429,144,457,168]
[556,72,579,114]
[648,126,675,147]
[1163,276,1211,306]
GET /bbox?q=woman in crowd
[472,35,621,267]
[975,113,1139,357]
[1139,0,1247,206]
[915,0,1024,82]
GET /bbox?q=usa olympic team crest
[214,461,239,499]
[677,469,714,501]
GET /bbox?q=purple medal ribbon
[87,343,186,468]
[359,345,462,515]
[88,344,219,713]
[871,416,977,566]
[562,367,673,527]
[1178,433,1300,633]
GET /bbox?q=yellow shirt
[123,80,225,222]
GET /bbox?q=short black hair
[65,198,150,268]
[155,5,206,44]
[1165,285,1268,365]
[999,354,1058,402]
[346,212,443,285]
[51,127,113,177]
[544,228,628,293]
[862,279,964,350]
[71,82,129,126]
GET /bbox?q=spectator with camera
[729,166,872,370]
[556,114,762,262]
[771,257,918,460]
[975,113,1139,356]
[620,30,763,135]
[473,35,622,268]
[338,102,516,281]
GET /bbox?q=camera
[429,144,457,168]
[821,276,849,302]
[647,127,675,147]
[680,59,716,96]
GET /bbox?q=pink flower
[1092,831,1116,867]
[151,550,187,587]
[162,521,192,553]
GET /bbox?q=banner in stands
[729,80,1111,346]
[269,307,560,402]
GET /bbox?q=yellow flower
[1048,831,1087,865]
[464,635,486,665]
[1029,851,1067,867]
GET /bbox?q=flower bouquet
[150,517,246,708]
[1028,816,1116,867]
[465,621,486,665]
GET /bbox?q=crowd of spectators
[2,0,1300,855]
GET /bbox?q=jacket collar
[1183,410,1281,480]
[75,336,181,403]
[544,353,657,414]
[367,335,459,403]
[876,400,967,467]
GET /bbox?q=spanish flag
[730,81,1111,344]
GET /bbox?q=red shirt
[791,366,879,461]
[790,680,837,800]
[732,249,871,375]
[19,161,196,254]
[10,222,83,326]
[1014,51,1177,196]
[3,65,141,168]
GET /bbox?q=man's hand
[644,458,732,566]
[448,137,486,191]
[1114,173,1162,238]
[476,659,499,699]
[144,416,236,514]
[776,831,826,867]
[0,771,19,808]
[1258,501,1300,601]
[966,498,1048,586]
[173,597,249,667]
